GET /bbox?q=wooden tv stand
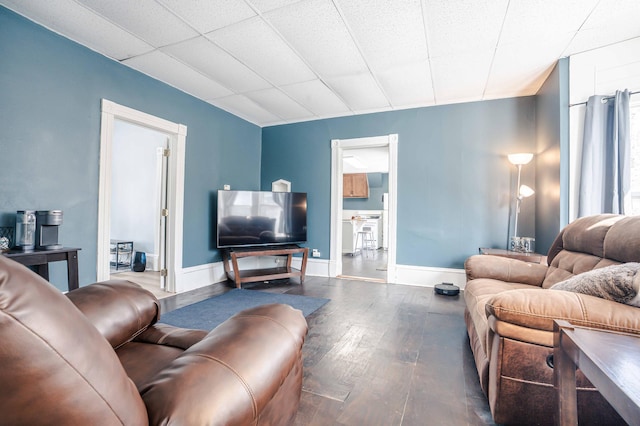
[222,244,309,288]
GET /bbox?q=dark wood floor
[159,276,496,426]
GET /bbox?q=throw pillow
[550,263,640,307]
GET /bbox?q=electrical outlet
[312,249,320,258]
[223,184,230,190]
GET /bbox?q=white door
[157,145,169,290]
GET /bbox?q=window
[630,100,640,215]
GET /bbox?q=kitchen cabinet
[343,173,369,198]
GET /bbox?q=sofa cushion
[604,216,640,263]
[464,279,538,356]
[550,263,640,307]
[542,250,620,288]
[561,214,623,257]
[0,256,148,425]
[67,279,160,349]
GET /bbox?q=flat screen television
[217,190,307,248]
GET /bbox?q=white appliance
[382,193,389,250]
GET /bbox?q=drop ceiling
[3,0,640,127]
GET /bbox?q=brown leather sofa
[464,214,640,425]
[0,255,308,425]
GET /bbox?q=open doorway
[97,99,187,294]
[341,149,389,281]
[329,135,398,283]
[108,119,171,298]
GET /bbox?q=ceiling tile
[280,79,352,116]
[161,36,271,93]
[211,94,282,125]
[499,0,598,43]
[563,0,640,55]
[335,0,428,71]
[565,26,640,56]
[326,73,390,111]
[375,61,435,107]
[123,51,233,99]
[76,0,198,46]
[265,0,368,79]
[207,16,316,86]
[244,88,313,120]
[249,0,302,13]
[430,53,492,103]
[158,0,256,33]
[485,33,573,97]
[575,0,640,30]
[423,0,507,57]
[1,0,153,60]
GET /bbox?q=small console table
[3,247,81,292]
[223,244,309,289]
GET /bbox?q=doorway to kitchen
[329,135,398,283]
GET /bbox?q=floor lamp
[508,153,534,251]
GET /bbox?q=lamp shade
[519,184,535,198]
[508,153,534,165]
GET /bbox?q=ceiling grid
[2,0,639,126]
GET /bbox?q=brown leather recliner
[464,214,640,425]
[0,255,308,425]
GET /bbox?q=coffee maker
[15,210,36,252]
[36,210,63,250]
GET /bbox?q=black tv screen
[217,190,307,248]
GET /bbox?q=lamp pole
[513,163,523,238]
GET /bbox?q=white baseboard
[174,259,465,293]
[175,262,226,293]
[394,264,466,289]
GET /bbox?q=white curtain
[578,89,631,216]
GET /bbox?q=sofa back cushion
[67,279,160,349]
[542,215,640,288]
[0,256,148,425]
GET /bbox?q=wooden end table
[553,320,640,425]
[479,247,546,264]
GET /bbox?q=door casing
[329,134,398,282]
[97,99,186,293]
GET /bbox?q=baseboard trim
[174,259,465,293]
[394,264,466,289]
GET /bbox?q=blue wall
[343,173,388,210]
[0,8,261,290]
[261,98,537,268]
[535,58,570,254]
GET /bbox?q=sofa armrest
[134,323,208,350]
[465,254,547,286]
[486,288,640,335]
[67,280,160,349]
[140,303,308,425]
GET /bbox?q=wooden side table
[553,320,640,425]
[3,247,81,291]
[479,247,546,264]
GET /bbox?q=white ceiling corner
[2,0,639,126]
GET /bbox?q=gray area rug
[159,288,329,330]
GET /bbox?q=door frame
[97,99,186,293]
[329,134,398,282]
